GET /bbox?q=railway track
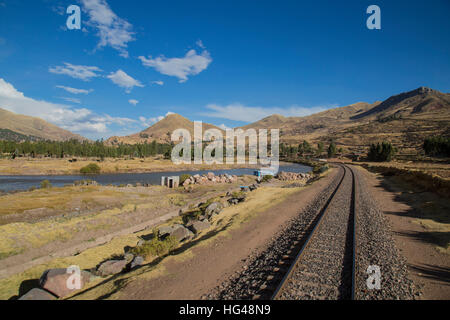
[271,163,357,300]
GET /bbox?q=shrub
[80,163,101,174]
[131,233,179,259]
[313,164,329,174]
[180,174,191,185]
[423,136,450,157]
[40,180,52,189]
[327,142,337,158]
[261,174,273,182]
[367,141,396,162]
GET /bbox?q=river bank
[0,157,270,176]
[0,162,311,193]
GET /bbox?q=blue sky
[0,0,449,139]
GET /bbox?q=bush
[261,174,273,182]
[80,163,101,174]
[367,141,396,162]
[180,174,191,185]
[423,136,450,157]
[327,142,337,158]
[131,233,179,259]
[40,180,52,189]
[313,164,329,174]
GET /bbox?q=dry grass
[0,230,152,300]
[359,162,450,197]
[0,186,124,218]
[0,157,258,175]
[0,185,178,260]
[69,184,303,300]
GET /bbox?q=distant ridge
[103,86,449,151]
[351,87,450,120]
[0,108,87,142]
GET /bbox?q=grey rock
[191,220,211,234]
[205,202,223,217]
[170,225,194,241]
[158,225,174,237]
[97,260,128,277]
[130,256,145,269]
[19,288,57,300]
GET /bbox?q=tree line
[0,139,173,159]
[423,136,450,157]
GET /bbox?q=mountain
[329,87,450,150]
[108,86,449,152]
[242,102,379,143]
[241,87,450,151]
[351,87,450,120]
[0,108,86,141]
[107,113,224,145]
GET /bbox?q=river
[0,163,311,192]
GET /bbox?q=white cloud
[49,63,102,81]
[202,103,335,122]
[60,97,82,104]
[128,99,139,106]
[107,69,144,93]
[151,80,164,86]
[196,40,205,49]
[81,0,135,58]
[139,49,212,83]
[56,85,93,94]
[0,78,136,136]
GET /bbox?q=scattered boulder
[97,260,128,277]
[228,198,239,205]
[170,225,194,241]
[190,220,211,234]
[130,256,144,269]
[19,288,57,300]
[159,224,184,237]
[205,202,223,218]
[276,171,311,181]
[158,225,176,237]
[39,268,93,298]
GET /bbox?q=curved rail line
[271,163,357,300]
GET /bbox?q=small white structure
[161,176,180,188]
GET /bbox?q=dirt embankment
[356,166,450,299]
[359,162,450,198]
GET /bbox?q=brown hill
[0,108,86,141]
[241,87,450,152]
[107,113,224,145]
[329,87,450,151]
[351,86,450,120]
[242,102,379,143]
